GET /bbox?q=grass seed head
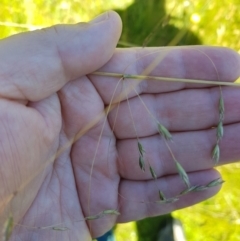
[193,185,209,192]
[156,197,179,204]
[149,166,157,179]
[102,210,120,216]
[219,96,224,117]
[85,215,99,221]
[157,123,172,141]
[138,141,145,156]
[212,144,220,165]
[158,190,166,200]
[3,215,14,241]
[217,121,224,139]
[85,209,120,221]
[180,185,198,195]
[139,155,145,172]
[206,178,225,187]
[52,227,69,231]
[175,161,190,188]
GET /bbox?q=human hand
[1,11,239,241]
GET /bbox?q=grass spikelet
[102,210,120,216]
[158,190,166,201]
[217,121,224,139]
[139,155,145,172]
[212,94,224,165]
[206,178,225,187]
[85,215,99,221]
[193,185,209,192]
[164,197,179,203]
[156,197,179,204]
[180,185,198,195]
[149,166,157,179]
[157,123,172,141]
[52,227,69,231]
[212,144,220,165]
[85,209,120,221]
[137,142,146,171]
[3,215,14,241]
[174,160,190,188]
[219,95,225,118]
[138,141,145,156]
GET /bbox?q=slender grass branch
[87,77,124,232]
[92,71,240,87]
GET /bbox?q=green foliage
[0,0,133,38]
[166,0,240,51]
[173,164,240,241]
[115,222,137,241]
[136,214,173,241]
[116,0,201,47]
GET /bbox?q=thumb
[0,11,122,101]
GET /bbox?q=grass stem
[92,71,240,87]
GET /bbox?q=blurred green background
[1,0,239,240]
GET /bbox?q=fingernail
[90,11,109,24]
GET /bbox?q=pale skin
[0,11,240,241]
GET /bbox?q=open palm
[1,11,239,241]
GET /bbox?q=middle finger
[108,86,240,138]
[116,122,240,180]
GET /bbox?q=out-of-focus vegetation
[1,0,239,51]
[0,0,240,241]
[173,164,240,241]
[166,0,240,51]
[0,0,133,38]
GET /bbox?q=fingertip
[90,10,122,31]
[220,47,240,80]
[209,47,240,81]
[107,10,123,34]
[89,10,122,51]
[110,10,123,43]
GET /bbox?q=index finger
[89,46,240,104]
